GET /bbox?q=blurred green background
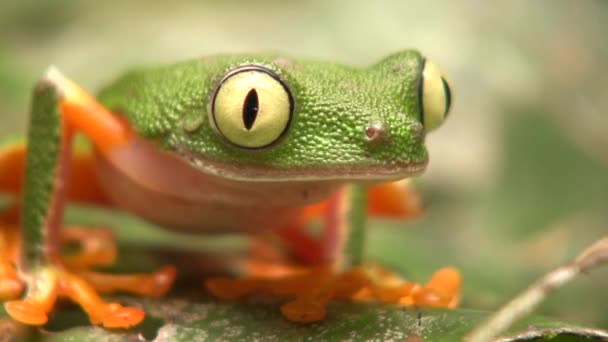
[1,0,607,333]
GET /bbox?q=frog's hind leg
[0,204,24,300]
[367,179,423,219]
[268,180,423,268]
[0,142,27,300]
[2,69,175,328]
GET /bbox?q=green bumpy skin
[97,50,427,173]
[22,81,63,268]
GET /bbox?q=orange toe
[145,266,177,297]
[77,265,177,298]
[426,267,461,297]
[281,299,327,323]
[424,267,461,308]
[206,278,255,300]
[402,268,462,308]
[411,287,450,308]
[4,300,49,325]
[101,304,145,329]
[371,283,420,304]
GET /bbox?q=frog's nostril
[364,122,386,143]
[365,126,379,139]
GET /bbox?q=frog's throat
[179,150,428,183]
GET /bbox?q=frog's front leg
[3,68,175,328]
[207,184,461,323]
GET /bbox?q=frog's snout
[364,117,425,146]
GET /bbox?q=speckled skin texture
[21,81,62,266]
[18,50,429,266]
[97,50,428,176]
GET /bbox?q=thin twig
[464,236,608,342]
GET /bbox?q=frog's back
[96,54,286,139]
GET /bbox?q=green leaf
[1,300,607,341]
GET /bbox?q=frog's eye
[419,59,453,132]
[210,65,294,149]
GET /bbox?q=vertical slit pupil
[243,89,259,130]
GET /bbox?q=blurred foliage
[0,0,607,340]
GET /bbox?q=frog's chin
[185,156,428,183]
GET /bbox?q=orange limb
[60,227,118,269]
[59,227,176,298]
[0,139,110,206]
[47,67,131,155]
[0,218,23,301]
[272,188,347,267]
[289,180,424,221]
[77,266,176,298]
[2,69,175,328]
[367,179,423,219]
[272,180,423,267]
[274,225,325,265]
[0,143,26,195]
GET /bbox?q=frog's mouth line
[182,154,428,183]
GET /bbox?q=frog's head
[105,50,453,183]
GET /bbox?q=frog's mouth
[104,137,428,210]
[182,153,428,183]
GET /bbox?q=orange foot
[59,227,176,299]
[206,265,461,323]
[1,225,176,328]
[5,266,145,328]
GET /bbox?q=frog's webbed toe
[2,225,175,328]
[207,265,461,323]
[0,217,174,324]
[60,226,177,298]
[4,265,146,328]
[350,266,461,309]
[207,185,460,323]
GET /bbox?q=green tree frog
[0,50,457,328]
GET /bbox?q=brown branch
[464,236,608,342]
